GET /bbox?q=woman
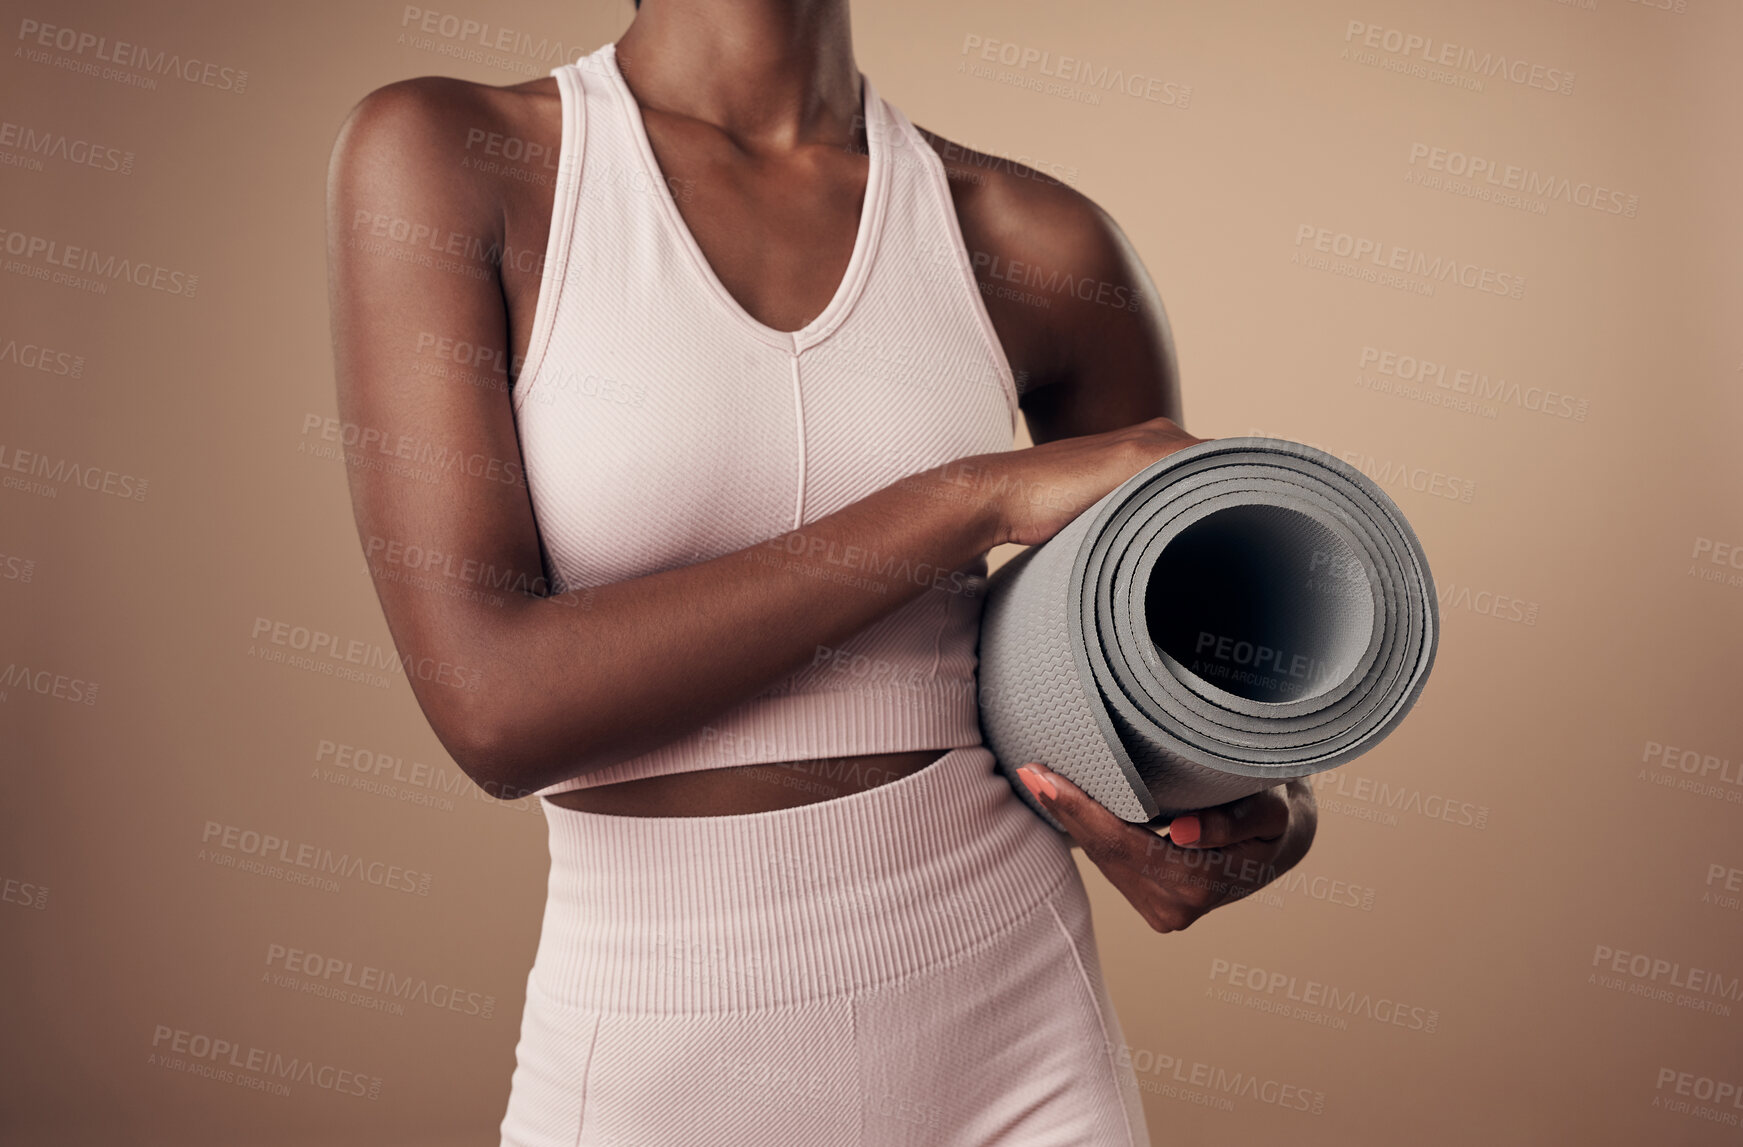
[325,1,1317,1142]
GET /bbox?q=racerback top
[511,42,1019,795]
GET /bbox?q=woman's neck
[613,0,860,151]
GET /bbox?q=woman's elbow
[439,689,616,798]
[425,687,545,799]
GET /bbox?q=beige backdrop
[3,0,1741,1143]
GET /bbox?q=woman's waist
[544,747,946,816]
[528,744,1077,1010]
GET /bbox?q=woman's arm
[1008,201,1185,443]
[929,137,1318,925]
[326,80,1201,798]
[918,124,1183,442]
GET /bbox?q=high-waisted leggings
[498,745,1151,1146]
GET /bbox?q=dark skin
[324,0,1314,932]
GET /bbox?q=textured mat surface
[977,437,1438,829]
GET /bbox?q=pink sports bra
[511,42,1019,795]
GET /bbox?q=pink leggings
[499,745,1151,1145]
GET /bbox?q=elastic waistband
[528,746,1075,1013]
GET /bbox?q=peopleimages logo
[1107,1041,1328,1115]
[1639,738,1743,806]
[1294,225,1526,299]
[0,661,98,705]
[0,442,149,500]
[1343,21,1575,95]
[264,942,495,1019]
[1241,425,1480,508]
[0,120,134,175]
[1308,771,1491,830]
[1407,143,1638,217]
[397,6,591,68]
[1655,1068,1743,1116]
[1189,630,1344,693]
[1590,942,1740,1015]
[149,1025,381,1099]
[1692,537,1743,570]
[199,821,434,896]
[1358,346,1590,422]
[958,34,1191,108]
[15,18,250,93]
[1641,740,1743,787]
[0,331,85,377]
[1208,957,1440,1033]
[1435,580,1539,626]
[0,226,198,297]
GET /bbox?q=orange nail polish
[1170,815,1200,845]
[1017,766,1057,802]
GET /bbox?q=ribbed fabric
[529,746,1072,1011]
[509,43,1019,796]
[500,748,1152,1145]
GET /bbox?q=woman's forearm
[435,459,1010,794]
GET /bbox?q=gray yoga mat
[977,437,1438,830]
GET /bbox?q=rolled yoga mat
[977,437,1438,831]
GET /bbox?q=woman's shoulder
[907,122,1155,377]
[910,125,1080,204]
[333,73,559,159]
[328,74,561,206]
[910,123,1136,286]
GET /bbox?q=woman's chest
[512,308,1014,589]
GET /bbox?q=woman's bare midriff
[542,749,948,816]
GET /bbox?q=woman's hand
[962,416,1205,548]
[1015,764,1318,933]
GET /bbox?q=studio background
[3,0,1740,1143]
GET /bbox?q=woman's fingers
[1017,765,1292,856]
[1017,764,1220,933]
[1169,785,1292,849]
[1014,765,1307,935]
[1016,764,1152,868]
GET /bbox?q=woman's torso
[479,44,1034,815]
